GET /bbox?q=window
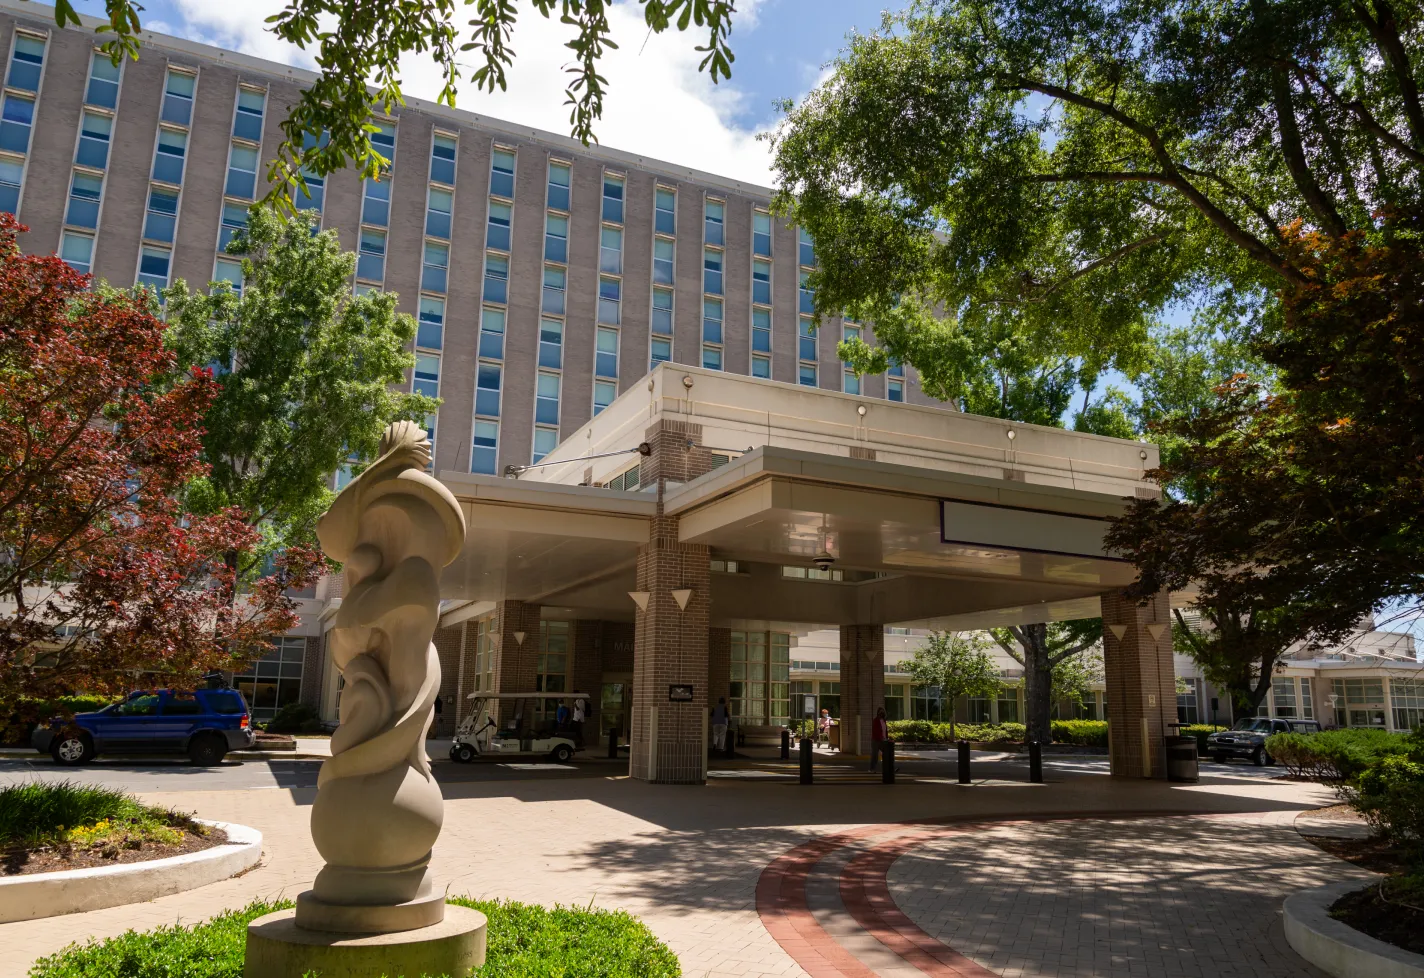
[413,353,440,398]
[888,360,904,377]
[600,225,622,274]
[598,276,620,324]
[475,361,502,418]
[296,169,324,212]
[85,51,120,109]
[370,121,396,164]
[1301,677,1314,719]
[544,212,567,262]
[225,142,258,198]
[703,345,722,370]
[471,420,499,475]
[75,110,112,168]
[483,253,508,303]
[798,227,815,266]
[161,70,196,126]
[0,93,35,155]
[653,238,674,285]
[547,161,570,210]
[594,380,616,414]
[703,247,723,294]
[357,229,386,281]
[60,231,93,274]
[798,269,814,313]
[543,265,566,314]
[704,199,724,245]
[533,427,558,463]
[1177,681,1199,724]
[702,297,722,344]
[651,336,671,367]
[479,306,505,359]
[799,316,817,362]
[651,287,673,336]
[606,463,640,491]
[535,371,560,427]
[888,378,904,402]
[7,33,45,92]
[233,636,306,720]
[232,88,264,141]
[885,684,907,721]
[363,174,391,226]
[843,371,861,395]
[487,200,512,250]
[843,322,862,346]
[538,317,563,369]
[137,245,171,290]
[425,186,453,239]
[997,687,1020,724]
[752,354,770,378]
[490,148,515,198]
[218,201,248,252]
[213,257,243,293]
[417,296,444,349]
[602,173,624,223]
[596,326,618,378]
[152,128,187,185]
[752,307,771,354]
[1332,677,1386,728]
[753,259,771,305]
[430,133,457,184]
[143,187,179,243]
[65,171,102,228]
[422,241,449,293]
[1271,677,1297,718]
[799,363,817,387]
[753,210,772,256]
[1392,679,1424,731]
[0,157,19,214]
[655,186,676,235]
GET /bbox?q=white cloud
[166,0,777,186]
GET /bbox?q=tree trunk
[1021,623,1055,745]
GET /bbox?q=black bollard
[882,740,895,784]
[608,729,618,759]
[726,727,736,759]
[1029,740,1043,783]
[781,728,791,760]
[957,739,971,784]
[799,736,813,784]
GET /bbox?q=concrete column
[630,515,710,783]
[839,625,885,756]
[492,600,543,726]
[1102,590,1177,778]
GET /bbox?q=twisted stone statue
[298,421,466,933]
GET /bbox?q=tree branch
[1048,638,1097,667]
[1353,0,1424,149]
[1284,55,1424,165]
[1266,60,1348,236]
[1024,171,1175,186]
[1008,233,1168,302]
[991,628,1024,665]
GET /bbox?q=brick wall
[708,627,732,719]
[432,624,465,736]
[1101,590,1178,778]
[572,619,603,740]
[492,600,543,725]
[298,635,324,710]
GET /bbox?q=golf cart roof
[465,692,593,700]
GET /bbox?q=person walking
[711,697,730,753]
[869,707,888,772]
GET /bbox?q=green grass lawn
[29,897,681,978]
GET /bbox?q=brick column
[1102,590,1177,778]
[298,636,325,710]
[839,625,885,756]
[492,600,543,726]
[431,624,464,736]
[707,627,732,724]
[571,619,604,740]
[630,515,711,783]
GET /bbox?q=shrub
[29,896,682,978]
[0,696,114,747]
[1050,720,1109,747]
[0,780,193,850]
[887,720,936,742]
[263,701,323,734]
[1352,753,1424,849]
[1181,724,1227,754]
[1264,728,1410,781]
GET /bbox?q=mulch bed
[1,824,227,877]
[1299,833,1405,875]
[1330,880,1424,956]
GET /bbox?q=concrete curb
[0,819,262,923]
[1283,880,1424,978]
[1295,812,1373,840]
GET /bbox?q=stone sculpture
[297,420,467,933]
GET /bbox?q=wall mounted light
[857,404,867,417]
[512,631,527,648]
[1006,429,1017,441]
[682,375,694,390]
[671,589,693,611]
[628,591,651,611]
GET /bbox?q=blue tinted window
[7,35,44,92]
[85,53,120,108]
[430,134,457,184]
[66,171,102,228]
[233,89,264,141]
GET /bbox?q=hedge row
[885,719,1110,747]
[1264,728,1410,781]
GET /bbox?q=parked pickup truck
[1206,717,1322,766]
[32,687,255,766]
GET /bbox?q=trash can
[1165,735,1199,783]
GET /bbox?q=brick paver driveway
[0,759,1366,978]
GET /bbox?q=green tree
[903,631,1001,740]
[990,620,1101,746]
[38,0,737,209]
[161,209,436,576]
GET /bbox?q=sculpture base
[244,906,487,978]
[295,887,445,934]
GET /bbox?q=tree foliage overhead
[769,0,1424,420]
[163,209,435,574]
[39,0,737,210]
[991,620,1101,745]
[904,630,1001,739]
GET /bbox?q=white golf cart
[449,691,591,764]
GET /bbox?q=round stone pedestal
[244,905,487,978]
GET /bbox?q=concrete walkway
[3,768,1363,977]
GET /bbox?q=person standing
[571,698,586,746]
[711,697,730,752]
[818,708,831,746]
[869,707,888,772]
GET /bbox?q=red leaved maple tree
[0,213,320,710]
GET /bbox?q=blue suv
[33,688,255,766]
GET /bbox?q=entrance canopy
[436,365,1162,632]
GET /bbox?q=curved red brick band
[757,811,1229,978]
